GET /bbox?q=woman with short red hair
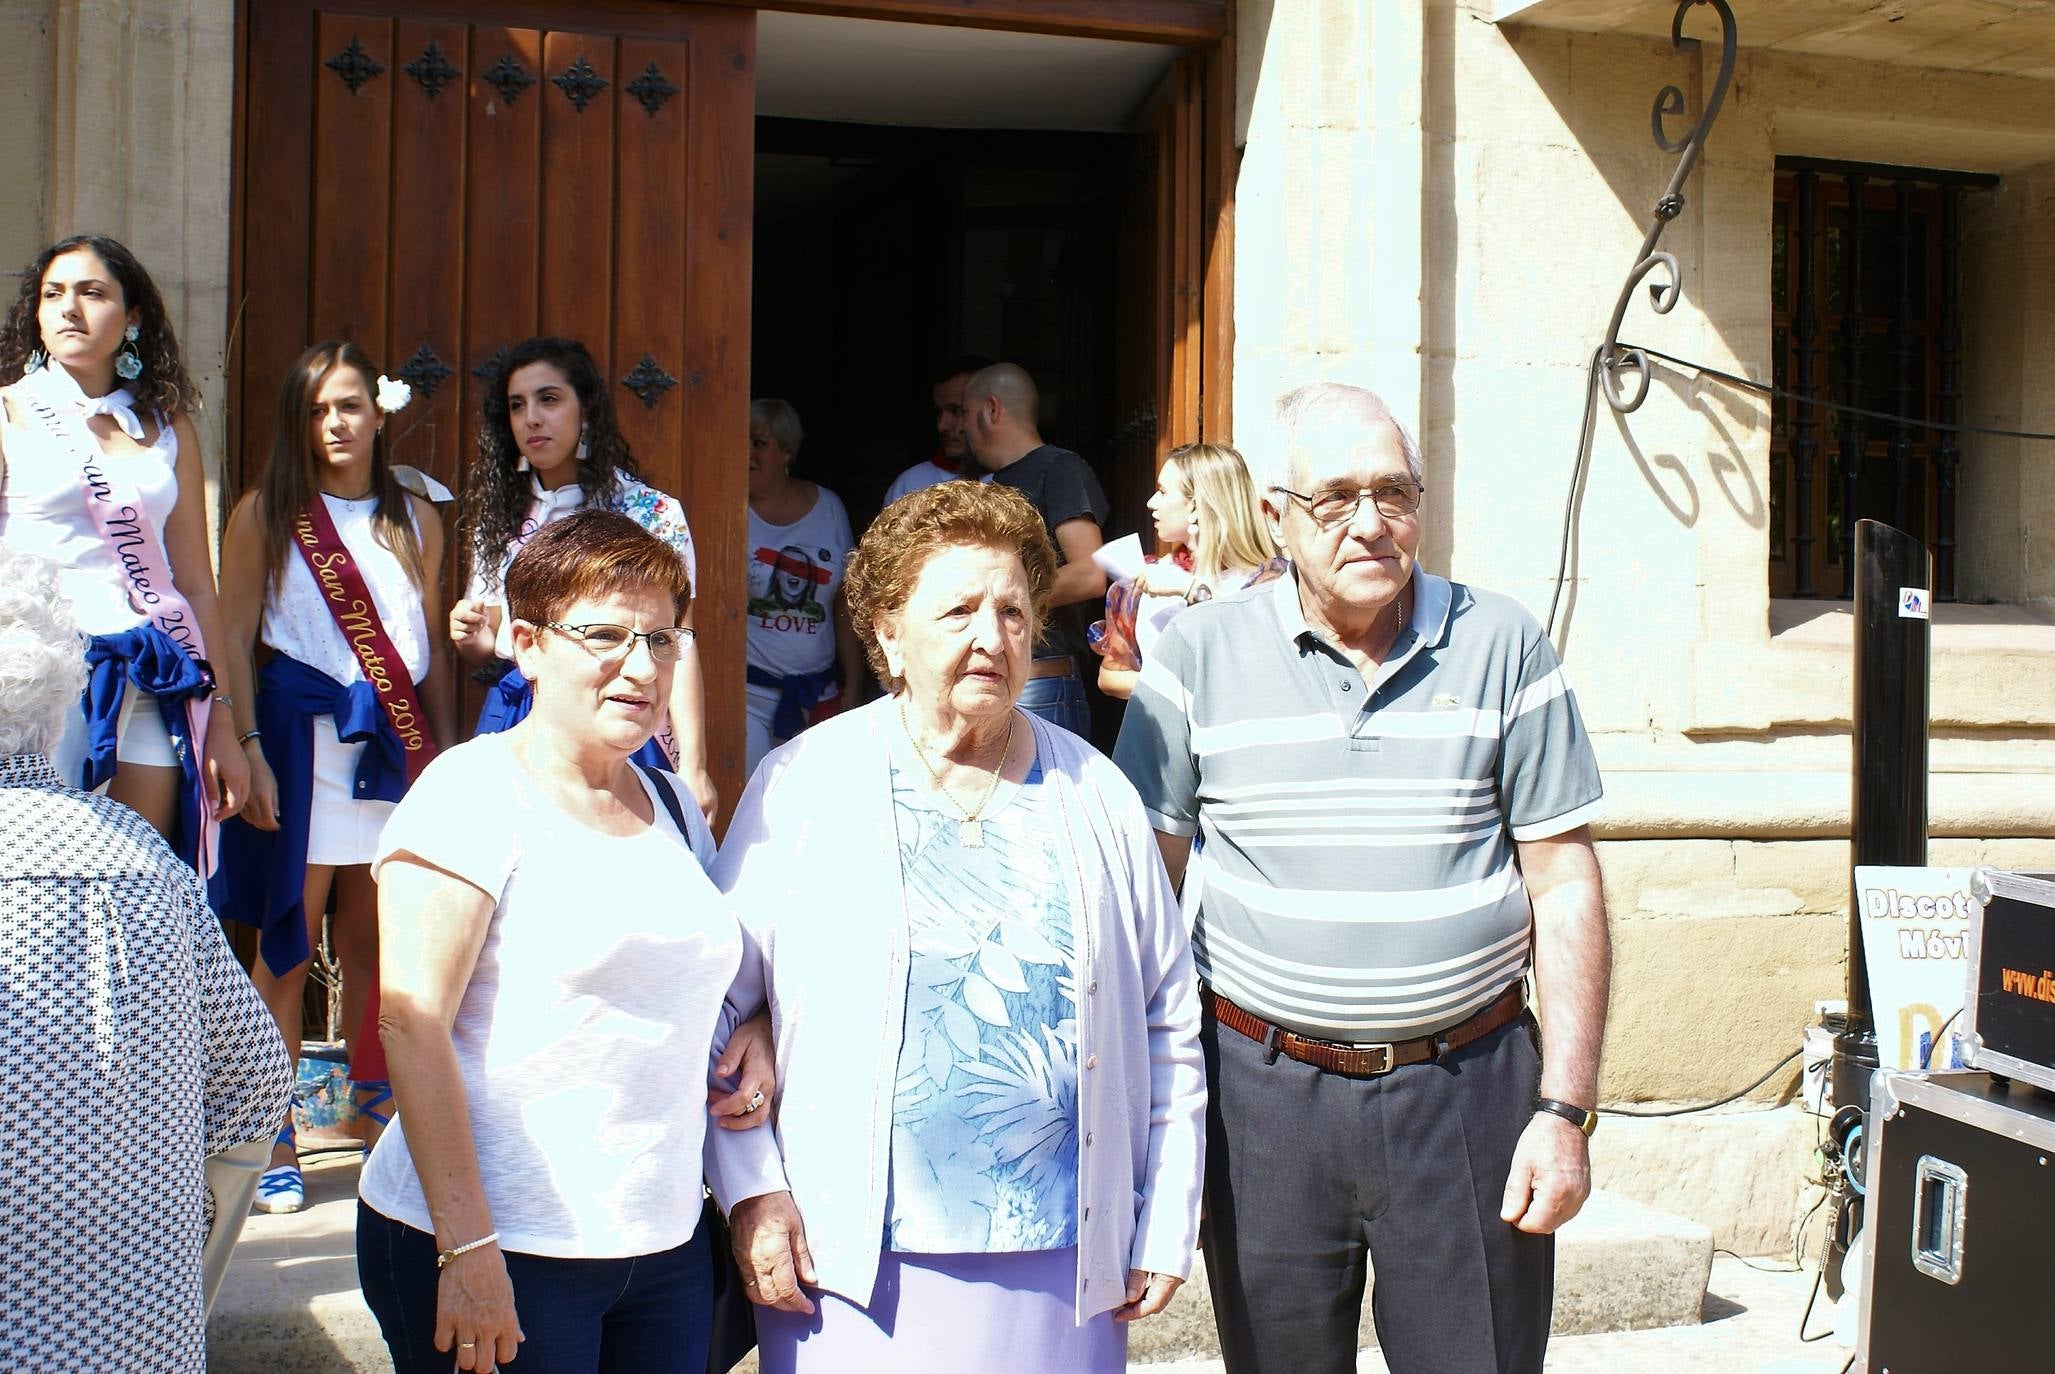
[359,510,769,1373]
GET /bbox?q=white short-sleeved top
[745,486,853,679]
[360,732,737,1259]
[262,492,430,686]
[0,390,181,636]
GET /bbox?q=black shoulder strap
[635,763,692,841]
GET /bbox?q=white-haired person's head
[0,546,88,759]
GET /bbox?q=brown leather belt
[1028,657,1079,681]
[1203,982,1527,1078]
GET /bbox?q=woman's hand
[1112,1269,1183,1323]
[204,709,249,820]
[436,1243,524,1370]
[240,745,282,831]
[1134,563,1195,600]
[448,598,497,666]
[709,1011,775,1131]
[729,1191,817,1313]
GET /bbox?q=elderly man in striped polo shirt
[1112,382,1610,1374]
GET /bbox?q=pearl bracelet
[437,1231,500,1269]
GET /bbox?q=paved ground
[211,1153,1857,1373]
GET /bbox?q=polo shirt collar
[1270,565,1455,655]
[0,754,62,790]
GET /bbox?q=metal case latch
[1910,1154,1968,1285]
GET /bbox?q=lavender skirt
[754,1247,1126,1373]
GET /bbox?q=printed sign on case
[1898,587,1930,619]
[1854,865,1975,1071]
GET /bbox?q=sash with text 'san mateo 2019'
[291,495,438,782]
[15,373,219,873]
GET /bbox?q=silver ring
[745,1089,766,1113]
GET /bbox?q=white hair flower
[375,375,413,414]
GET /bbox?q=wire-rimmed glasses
[540,622,695,664]
[1270,480,1427,527]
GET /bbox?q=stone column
[37,0,236,506]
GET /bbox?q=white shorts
[50,687,181,791]
[305,715,396,867]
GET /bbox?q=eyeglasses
[1271,481,1426,527]
[541,622,695,663]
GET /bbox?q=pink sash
[18,382,217,871]
[292,496,439,782]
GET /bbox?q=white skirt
[50,686,180,789]
[306,714,396,867]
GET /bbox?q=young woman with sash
[0,234,248,868]
[449,336,714,816]
[215,340,455,1213]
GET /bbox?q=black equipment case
[1965,869,2055,1093]
[1855,1071,2055,1373]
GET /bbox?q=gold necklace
[899,700,1016,849]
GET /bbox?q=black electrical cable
[1919,1007,1963,1070]
[1623,343,2055,443]
[1544,348,1606,640]
[1599,1046,1802,1118]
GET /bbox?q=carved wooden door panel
[234,0,753,815]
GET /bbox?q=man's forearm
[1049,559,1108,607]
[1525,842,1610,1108]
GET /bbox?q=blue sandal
[255,1119,304,1214]
[353,1079,394,1148]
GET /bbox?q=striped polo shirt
[1112,568,1602,1042]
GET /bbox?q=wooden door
[1112,43,1235,541]
[233,0,754,817]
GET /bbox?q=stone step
[207,1159,1711,1372]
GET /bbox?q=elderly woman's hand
[436,1244,524,1370]
[729,1191,817,1313]
[1113,1270,1184,1323]
[708,1011,776,1131]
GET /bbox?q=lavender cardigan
[705,695,1205,1321]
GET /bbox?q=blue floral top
[885,748,1080,1254]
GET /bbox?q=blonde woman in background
[1092,443,1284,700]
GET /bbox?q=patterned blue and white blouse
[885,748,1081,1254]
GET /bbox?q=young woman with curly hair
[448,336,713,815]
[213,340,457,1212]
[0,234,248,868]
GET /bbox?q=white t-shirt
[745,485,853,679]
[360,732,739,1259]
[883,459,962,508]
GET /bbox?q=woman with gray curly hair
[0,544,292,1373]
[708,481,1206,1372]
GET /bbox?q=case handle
[1910,1154,1968,1285]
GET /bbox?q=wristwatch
[1534,1097,1598,1137]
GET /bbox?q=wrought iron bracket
[1599,0,1738,414]
[395,344,454,400]
[621,354,678,409]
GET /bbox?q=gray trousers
[1199,1006,1553,1374]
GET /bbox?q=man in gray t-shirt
[1113,383,1611,1374]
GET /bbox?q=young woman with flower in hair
[214,340,456,1212]
[448,336,714,816]
[0,234,248,866]
[1091,442,1285,701]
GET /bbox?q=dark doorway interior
[751,117,1138,539]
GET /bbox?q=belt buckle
[1340,1040,1395,1076]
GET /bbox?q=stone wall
[2,0,236,510]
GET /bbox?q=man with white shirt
[1112,382,1610,1374]
[882,355,993,508]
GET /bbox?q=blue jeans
[1016,666,1089,737]
[357,1204,714,1373]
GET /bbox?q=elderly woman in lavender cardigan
[707,480,1205,1372]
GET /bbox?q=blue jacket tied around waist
[215,653,415,976]
[82,625,211,871]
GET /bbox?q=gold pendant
[958,818,985,848]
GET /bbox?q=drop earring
[24,348,44,374]
[576,426,589,464]
[113,323,143,382]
